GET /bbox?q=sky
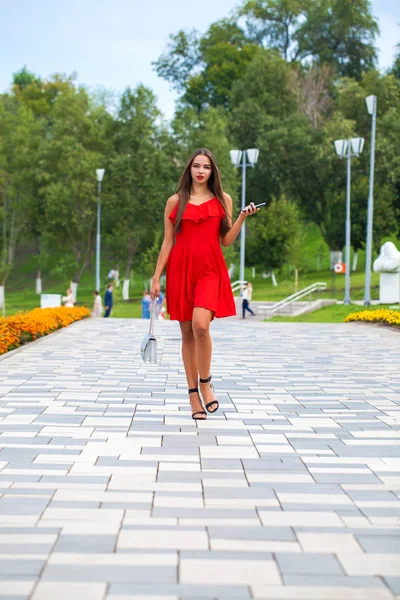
[0,0,399,119]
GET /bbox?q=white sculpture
[373,241,400,273]
[373,241,400,303]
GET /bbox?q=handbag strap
[149,298,157,335]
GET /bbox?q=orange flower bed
[0,306,91,355]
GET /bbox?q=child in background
[92,291,102,317]
[104,284,114,318]
[142,290,151,319]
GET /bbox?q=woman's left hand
[241,203,259,217]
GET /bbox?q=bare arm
[150,195,179,299]
[221,193,258,247]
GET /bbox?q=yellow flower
[345,309,400,328]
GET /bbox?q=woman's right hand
[150,278,160,301]
[241,202,259,217]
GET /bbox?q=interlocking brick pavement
[0,317,399,599]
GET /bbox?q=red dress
[166,198,237,322]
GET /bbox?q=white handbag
[140,299,157,363]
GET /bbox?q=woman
[151,148,259,420]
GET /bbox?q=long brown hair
[173,148,231,237]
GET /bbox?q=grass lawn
[268,303,398,323]
[3,284,144,319]
[4,251,147,318]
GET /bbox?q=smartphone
[241,202,266,213]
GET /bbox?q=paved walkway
[0,317,400,600]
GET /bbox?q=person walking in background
[104,284,113,318]
[62,288,74,307]
[141,290,151,319]
[242,281,255,318]
[155,289,166,319]
[150,147,260,420]
[107,266,117,281]
[107,265,120,286]
[92,290,102,317]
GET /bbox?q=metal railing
[231,280,248,294]
[257,282,327,318]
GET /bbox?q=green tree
[12,66,42,90]
[0,95,42,310]
[228,45,400,257]
[37,83,111,298]
[229,50,316,211]
[391,38,400,80]
[14,74,83,288]
[106,86,176,299]
[230,49,296,144]
[153,29,201,93]
[246,195,303,276]
[336,71,400,250]
[240,0,309,59]
[154,19,258,111]
[240,0,378,78]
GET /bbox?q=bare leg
[192,307,218,412]
[179,320,206,419]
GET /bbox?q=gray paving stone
[0,498,49,515]
[311,473,382,483]
[0,559,46,576]
[41,565,177,583]
[180,550,273,560]
[108,583,251,598]
[283,574,387,587]
[275,552,344,574]
[207,526,295,540]
[383,578,400,595]
[200,459,242,469]
[54,534,117,553]
[242,458,305,470]
[0,543,55,553]
[356,536,400,553]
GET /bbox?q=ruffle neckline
[169,198,225,224]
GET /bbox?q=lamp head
[229,150,242,167]
[366,95,377,116]
[350,137,365,156]
[96,169,105,183]
[246,148,259,166]
[334,139,347,158]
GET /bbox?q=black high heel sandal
[189,388,207,420]
[199,375,219,414]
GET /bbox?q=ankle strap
[188,387,199,394]
[199,375,212,384]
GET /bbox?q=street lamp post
[334,137,364,305]
[364,95,377,306]
[95,169,105,292]
[229,148,259,284]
